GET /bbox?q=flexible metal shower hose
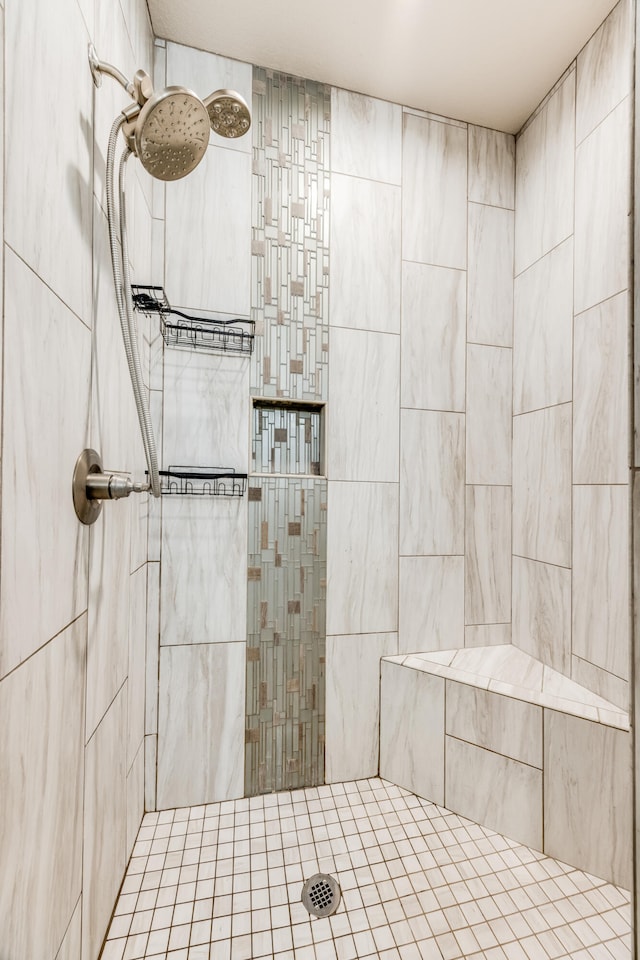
[105,114,161,497]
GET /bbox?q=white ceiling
[147,0,622,134]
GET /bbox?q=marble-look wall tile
[0,251,90,679]
[402,114,467,269]
[513,557,571,675]
[445,736,542,849]
[515,72,575,275]
[513,239,573,414]
[400,410,464,556]
[467,204,514,348]
[331,88,402,184]
[446,681,542,767]
[165,145,251,316]
[325,633,398,783]
[128,565,147,769]
[571,655,628,712]
[573,292,628,484]
[466,345,511,486]
[465,486,511,626]
[380,661,445,804]
[572,485,629,681]
[513,404,571,567]
[465,623,511,647]
[576,0,632,145]
[401,262,465,411]
[6,0,92,323]
[146,562,160,735]
[162,348,250,471]
[161,497,248,646]
[574,98,631,316]
[86,497,131,739]
[0,619,85,960]
[157,643,245,807]
[126,740,144,855]
[144,734,157,811]
[166,42,253,153]
[330,173,401,333]
[327,482,399,635]
[56,898,82,960]
[468,126,515,209]
[544,710,631,888]
[399,557,464,654]
[82,686,128,960]
[328,328,399,482]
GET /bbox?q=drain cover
[301,873,341,918]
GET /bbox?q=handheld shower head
[125,85,210,181]
[204,89,252,139]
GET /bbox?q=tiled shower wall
[0,1,158,959]
[512,0,632,709]
[154,0,632,810]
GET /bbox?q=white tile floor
[101,778,631,960]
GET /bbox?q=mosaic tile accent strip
[253,403,324,476]
[246,478,327,795]
[102,777,632,960]
[250,68,330,401]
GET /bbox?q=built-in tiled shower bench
[379,644,631,889]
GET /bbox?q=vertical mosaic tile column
[246,70,330,795]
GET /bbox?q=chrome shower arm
[88,44,134,96]
[88,44,153,107]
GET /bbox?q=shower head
[204,89,252,139]
[124,85,210,182]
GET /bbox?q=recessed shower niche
[245,401,327,795]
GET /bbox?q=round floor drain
[301,873,341,918]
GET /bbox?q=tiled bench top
[382,644,628,730]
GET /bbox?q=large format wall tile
[128,564,148,770]
[466,345,511,486]
[468,126,515,209]
[573,292,628,484]
[402,114,467,269]
[399,556,464,654]
[515,72,575,275]
[0,619,85,960]
[576,0,632,146]
[572,485,629,682]
[445,682,542,768]
[83,687,128,960]
[571,656,628,712]
[328,328,399,482]
[400,410,464,556]
[544,711,631,888]
[166,42,253,153]
[330,173,401,333]
[380,661,444,804]
[401,262,465,411]
[325,633,398,782]
[6,0,92,323]
[0,251,90,679]
[513,557,571,675]
[574,98,631,316]
[331,88,402,184]
[161,497,248,646]
[56,899,82,960]
[162,348,250,471]
[165,145,251,316]
[513,404,571,567]
[157,643,245,807]
[327,482,399,635]
[86,499,131,739]
[467,204,514,348]
[445,736,542,849]
[465,623,512,648]
[513,239,573,414]
[465,485,511,626]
